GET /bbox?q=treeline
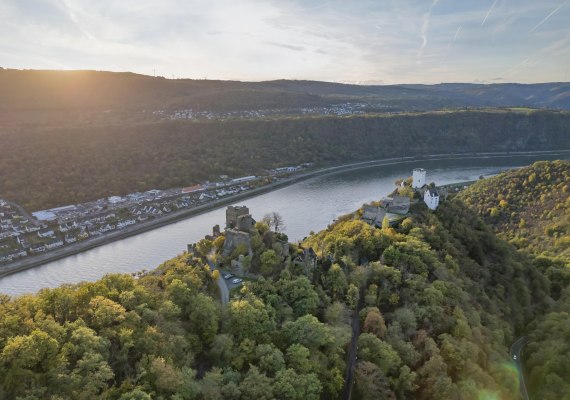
[0,191,552,398]
[2,109,569,211]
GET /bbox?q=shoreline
[1,149,569,279]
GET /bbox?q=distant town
[153,102,389,121]
[0,163,313,266]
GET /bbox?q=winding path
[510,337,530,400]
[206,257,229,305]
[342,290,365,400]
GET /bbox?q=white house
[38,229,55,238]
[424,188,440,210]
[108,196,124,204]
[413,168,427,188]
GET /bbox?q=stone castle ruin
[222,205,255,256]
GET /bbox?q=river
[0,154,566,296]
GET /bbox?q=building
[424,188,440,210]
[412,168,426,188]
[37,229,55,238]
[108,196,124,204]
[32,210,57,222]
[361,204,387,226]
[230,176,257,184]
[226,205,250,229]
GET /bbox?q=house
[37,229,55,238]
[59,221,77,232]
[65,235,78,244]
[108,196,124,204]
[117,219,136,229]
[424,188,440,210]
[230,176,257,184]
[30,245,46,253]
[45,240,64,250]
[182,185,204,194]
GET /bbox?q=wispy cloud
[418,0,439,60]
[448,25,462,49]
[482,0,499,25]
[529,0,568,33]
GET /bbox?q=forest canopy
[0,180,557,399]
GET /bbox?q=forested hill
[0,192,551,399]
[459,160,570,400]
[1,69,569,115]
[459,160,569,264]
[2,109,570,211]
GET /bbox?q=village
[0,163,312,266]
[156,101,371,121]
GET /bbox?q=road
[206,257,229,305]
[510,337,530,400]
[342,290,365,400]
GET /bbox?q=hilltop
[0,191,551,399]
[459,160,569,264]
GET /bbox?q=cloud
[418,0,439,60]
[529,0,568,33]
[482,0,499,25]
[0,0,569,83]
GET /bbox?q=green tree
[273,368,322,400]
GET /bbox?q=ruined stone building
[226,205,250,229]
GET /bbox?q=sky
[1,0,569,84]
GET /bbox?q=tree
[278,276,319,318]
[382,216,390,230]
[87,296,127,330]
[354,361,396,400]
[285,344,312,374]
[239,366,274,400]
[357,333,401,375]
[282,315,333,350]
[255,343,285,376]
[228,298,275,343]
[363,308,387,339]
[260,249,280,276]
[325,264,348,301]
[346,283,360,310]
[273,368,322,400]
[263,212,285,232]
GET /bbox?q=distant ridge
[1,69,569,112]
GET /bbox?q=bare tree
[263,212,285,232]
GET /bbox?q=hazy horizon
[1,0,569,84]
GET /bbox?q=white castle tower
[412,168,426,188]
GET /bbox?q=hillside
[0,195,551,399]
[459,160,569,265]
[1,70,569,119]
[459,161,570,400]
[2,109,570,211]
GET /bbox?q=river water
[0,154,565,296]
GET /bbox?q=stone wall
[222,229,252,256]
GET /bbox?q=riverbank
[1,149,569,279]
